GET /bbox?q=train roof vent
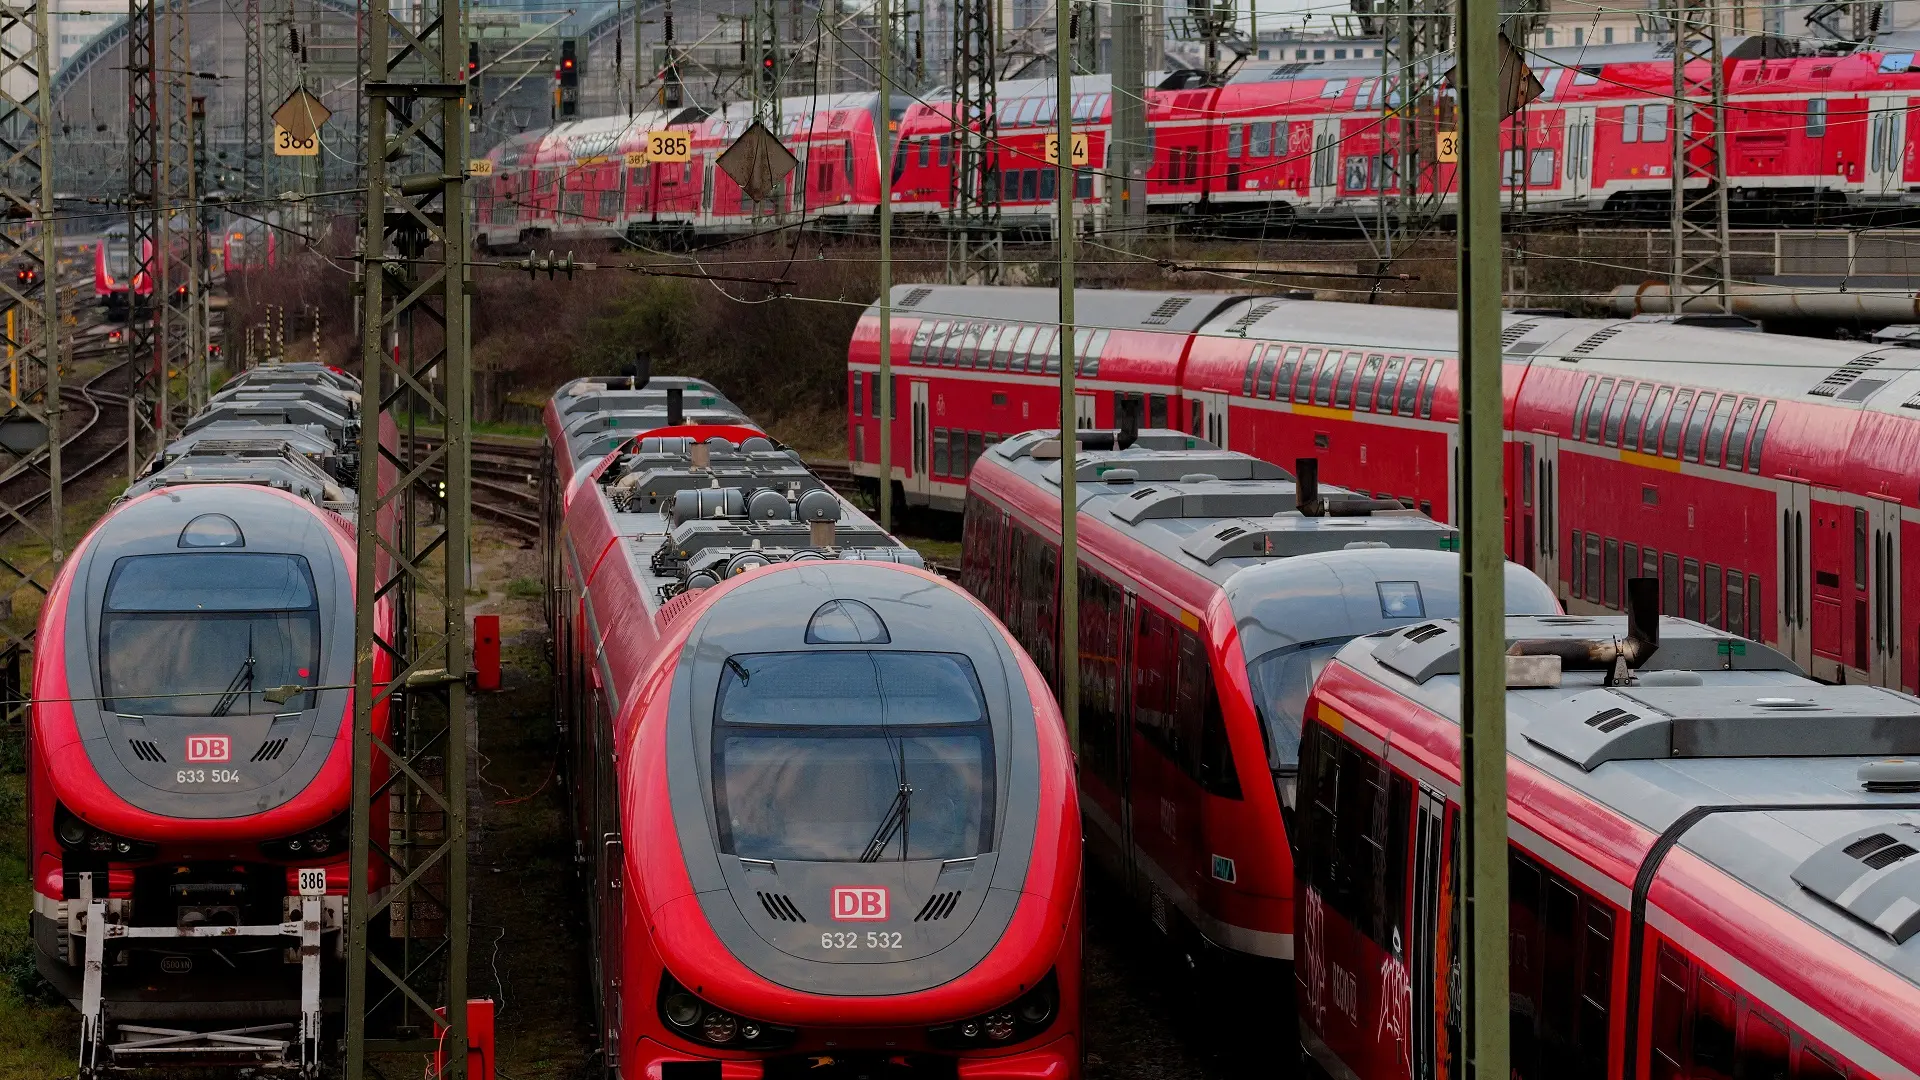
[1143,297,1194,325]
[1566,326,1624,359]
[1266,63,1312,79]
[1374,615,1801,687]
[757,892,807,923]
[1111,484,1299,523]
[1226,301,1283,331]
[1501,322,1537,347]
[1079,453,1290,490]
[1810,355,1882,398]
[1792,823,1920,943]
[1524,685,1920,771]
[897,286,934,308]
[1180,515,1454,565]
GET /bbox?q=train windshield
[1244,638,1349,773]
[713,650,995,862]
[99,553,321,716]
[103,241,130,279]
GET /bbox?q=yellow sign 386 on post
[646,130,691,163]
[273,125,319,157]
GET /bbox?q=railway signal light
[558,39,578,117]
[468,42,479,79]
[759,50,776,92]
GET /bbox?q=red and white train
[959,428,1557,987]
[94,223,152,316]
[28,362,390,1076]
[1297,594,1920,1080]
[477,38,1920,244]
[541,376,1082,1077]
[844,283,1920,694]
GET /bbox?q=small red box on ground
[432,998,496,1080]
[474,614,501,691]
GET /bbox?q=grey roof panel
[871,285,1262,334]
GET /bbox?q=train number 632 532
[820,931,904,950]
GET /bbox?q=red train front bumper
[632,1032,1077,1079]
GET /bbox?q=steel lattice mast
[0,0,62,713]
[345,0,472,1068]
[243,0,265,201]
[158,0,194,436]
[125,0,161,476]
[1669,0,1732,312]
[946,0,999,284]
[1374,0,1448,280]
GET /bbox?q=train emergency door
[1870,97,1908,198]
[1870,498,1901,687]
[1780,482,1812,672]
[1517,434,1560,587]
[1563,106,1595,202]
[910,381,930,494]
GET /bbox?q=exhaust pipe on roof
[1508,577,1661,685]
[667,386,684,427]
[1295,457,1324,517]
[1118,396,1141,450]
[632,349,652,391]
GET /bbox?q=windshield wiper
[858,781,912,863]
[210,655,256,718]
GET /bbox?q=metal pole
[1455,6,1508,1080]
[1055,13,1078,754]
[877,0,893,535]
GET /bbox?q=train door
[1310,118,1339,209]
[1192,390,1229,446]
[1409,784,1448,1080]
[1075,392,1097,429]
[1872,499,1901,686]
[1780,482,1812,671]
[910,380,930,496]
[1119,590,1138,899]
[1563,106,1595,203]
[1517,434,1560,593]
[1870,96,1908,198]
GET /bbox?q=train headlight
[927,970,1060,1050]
[261,816,347,861]
[53,803,156,860]
[656,973,796,1050]
[55,813,88,848]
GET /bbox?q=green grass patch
[0,772,77,1079]
[506,578,544,599]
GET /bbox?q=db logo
[831,886,888,922]
[186,736,230,762]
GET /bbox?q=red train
[1298,591,1920,1080]
[846,284,1920,693]
[959,428,1556,992]
[541,377,1083,1077]
[221,220,278,275]
[28,362,389,1075]
[478,38,1920,243]
[94,223,152,317]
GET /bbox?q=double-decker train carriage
[543,387,1083,1077]
[1296,588,1920,1080]
[28,362,392,1076]
[959,427,1556,993]
[850,283,1920,696]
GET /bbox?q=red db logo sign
[186,736,230,763]
[831,887,888,922]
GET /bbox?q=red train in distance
[960,428,1557,988]
[478,37,1920,245]
[221,219,278,275]
[845,283,1920,694]
[542,380,1082,1078]
[94,223,152,317]
[1297,594,1920,1080]
[28,362,390,1076]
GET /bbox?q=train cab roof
[1333,613,1920,984]
[131,365,361,509]
[869,283,1258,335]
[984,428,1465,588]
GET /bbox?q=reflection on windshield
[713,650,995,862]
[1245,639,1348,772]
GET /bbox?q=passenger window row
[1239,343,1442,419]
[1568,529,1764,637]
[907,320,1107,376]
[1573,375,1774,473]
[1650,941,1860,1080]
[933,428,999,479]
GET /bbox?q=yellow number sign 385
[646,131,691,163]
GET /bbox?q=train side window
[1651,945,1690,1080]
[1807,98,1828,138]
[1242,349,1261,395]
[1399,358,1428,413]
[1662,389,1694,457]
[1256,346,1281,397]
[1683,393,1718,462]
[1737,1009,1789,1080]
[1177,629,1241,798]
[853,372,864,418]
[1293,348,1322,402]
[1625,542,1639,585]
[1150,394,1168,427]
[1009,326,1038,373]
[1796,1047,1845,1080]
[1275,347,1303,399]
[1623,384,1654,451]
[1378,356,1405,410]
[1570,530,1584,598]
[1355,354,1384,410]
[910,321,935,363]
[1077,573,1122,787]
[1603,381,1633,447]
[1134,608,1177,758]
[1747,402,1774,473]
[1586,534,1602,600]
[1641,387,1674,451]
[1727,572,1746,637]
[1643,104,1670,142]
[927,321,952,366]
[1643,546,1661,582]
[933,428,950,476]
[1604,538,1620,607]
[1539,876,1579,1065]
[979,326,1007,372]
[1033,327,1061,376]
[1579,902,1614,1077]
[1855,507,1869,590]
[1086,330,1108,376]
[1510,852,1545,1079]
[1333,351,1364,408]
[1622,104,1641,143]
[1684,558,1703,620]
[1419,359,1442,418]
[1584,378,1614,442]
[1749,575,1764,642]
[1723,398,1758,468]
[969,432,984,473]
[1706,563,1724,628]
[1703,396,1737,466]
[1573,376,1599,439]
[1693,975,1736,1080]
[1312,351,1341,406]
[1663,553,1681,616]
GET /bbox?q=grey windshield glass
[1245,639,1347,771]
[100,554,320,716]
[713,650,996,862]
